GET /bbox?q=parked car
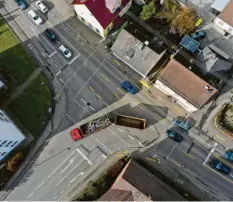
[121,81,137,94]
[70,128,82,141]
[15,0,27,9]
[209,159,231,174]
[166,129,183,143]
[58,44,72,58]
[28,10,43,25]
[172,118,190,131]
[191,31,206,40]
[44,28,58,43]
[35,1,48,13]
[225,150,233,162]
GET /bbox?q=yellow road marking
[146,157,160,163]
[171,160,181,168]
[88,86,94,91]
[95,95,102,100]
[212,154,233,169]
[204,164,233,184]
[184,152,195,159]
[113,59,120,66]
[99,72,109,82]
[116,87,124,94]
[139,79,151,89]
[113,92,120,100]
[215,135,226,142]
[135,100,146,110]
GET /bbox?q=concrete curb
[214,116,233,140]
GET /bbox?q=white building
[214,0,233,35]
[0,110,25,161]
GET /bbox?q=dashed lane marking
[91,135,113,154]
[128,135,134,140]
[99,72,109,82]
[69,172,84,184]
[166,142,178,160]
[68,54,80,65]
[108,128,130,147]
[184,152,195,159]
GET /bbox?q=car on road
[44,28,58,43]
[70,128,82,141]
[225,150,233,162]
[15,0,27,9]
[28,10,43,25]
[58,44,72,58]
[209,159,231,174]
[191,31,206,40]
[166,129,183,143]
[121,81,137,94]
[172,118,190,131]
[35,1,48,13]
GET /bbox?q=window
[1,152,6,156]
[5,141,13,147]
[0,117,4,121]
[4,118,9,122]
[96,28,100,33]
[0,112,4,116]
[0,140,7,147]
[11,141,19,147]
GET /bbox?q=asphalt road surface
[2,0,233,201]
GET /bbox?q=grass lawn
[7,74,52,140]
[0,18,36,85]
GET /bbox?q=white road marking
[54,195,58,200]
[108,128,130,147]
[166,143,178,160]
[65,113,76,123]
[55,64,58,67]
[89,106,96,112]
[60,190,64,194]
[37,181,45,188]
[80,98,87,104]
[230,174,233,178]
[47,150,77,178]
[68,54,80,65]
[28,180,45,198]
[91,135,113,154]
[76,148,92,165]
[28,191,34,198]
[48,51,57,58]
[63,51,96,86]
[128,135,134,140]
[59,78,64,84]
[61,157,76,174]
[118,128,123,132]
[203,142,218,165]
[139,142,144,147]
[56,161,85,187]
[152,134,166,157]
[95,154,107,162]
[56,70,61,76]
[69,172,84,184]
[30,26,37,34]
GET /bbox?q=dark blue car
[15,0,27,9]
[225,150,233,162]
[166,129,183,143]
[191,31,206,40]
[209,159,231,174]
[121,81,137,95]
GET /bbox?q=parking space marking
[116,87,125,94]
[61,157,76,174]
[69,172,84,184]
[48,51,57,58]
[99,72,109,82]
[128,135,134,140]
[59,78,64,84]
[91,135,113,154]
[68,54,80,65]
[88,86,94,92]
[118,128,123,132]
[65,113,76,123]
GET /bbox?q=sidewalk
[0,76,67,200]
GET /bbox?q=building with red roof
[72,0,132,37]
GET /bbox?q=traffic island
[215,103,233,139]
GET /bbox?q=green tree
[164,0,180,13]
[140,0,157,21]
[171,7,197,35]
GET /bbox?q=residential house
[214,0,233,35]
[111,29,167,78]
[99,160,185,201]
[0,110,25,161]
[154,59,217,112]
[72,0,132,38]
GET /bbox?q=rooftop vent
[205,85,214,93]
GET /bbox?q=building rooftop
[180,35,200,53]
[111,29,166,78]
[211,0,230,12]
[158,59,217,108]
[100,160,185,201]
[72,0,130,29]
[219,0,233,27]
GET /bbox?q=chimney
[105,0,122,13]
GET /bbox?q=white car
[28,10,43,25]
[35,1,48,13]
[58,45,72,58]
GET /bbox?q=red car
[70,128,82,141]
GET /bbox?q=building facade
[0,110,25,161]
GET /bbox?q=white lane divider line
[166,143,179,160]
[128,135,134,140]
[91,135,113,154]
[38,181,45,188]
[60,190,64,194]
[28,191,34,198]
[56,70,61,76]
[47,150,77,178]
[203,142,218,165]
[48,51,57,58]
[118,128,123,132]
[69,172,84,184]
[68,54,80,65]
[76,148,92,165]
[28,180,45,198]
[65,113,77,123]
[61,157,76,174]
[56,160,85,187]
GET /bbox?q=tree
[140,0,157,21]
[164,0,180,13]
[171,7,197,35]
[7,152,23,172]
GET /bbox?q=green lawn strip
[7,73,51,139]
[0,18,35,85]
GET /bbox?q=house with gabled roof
[72,0,132,38]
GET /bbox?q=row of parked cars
[15,0,72,59]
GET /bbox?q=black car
[166,129,183,143]
[44,28,58,43]
[209,158,231,174]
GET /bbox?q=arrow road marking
[61,157,76,174]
